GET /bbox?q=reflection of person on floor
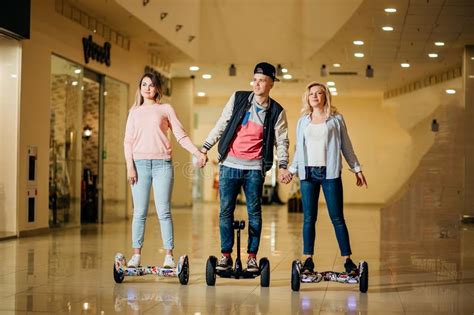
[288,82,368,274]
[124,72,207,269]
[200,62,291,272]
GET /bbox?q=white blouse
[303,122,328,167]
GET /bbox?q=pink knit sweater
[124,103,198,170]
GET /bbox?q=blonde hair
[131,72,163,109]
[301,82,337,118]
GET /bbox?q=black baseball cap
[253,62,280,82]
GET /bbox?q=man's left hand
[279,169,293,184]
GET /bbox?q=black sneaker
[302,257,315,273]
[344,258,358,274]
[216,255,233,271]
[246,256,259,272]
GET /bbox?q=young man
[201,62,292,271]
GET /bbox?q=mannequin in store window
[124,72,207,268]
[288,82,368,274]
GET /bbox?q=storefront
[49,54,128,227]
[14,0,175,236]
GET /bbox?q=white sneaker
[127,254,141,267]
[163,255,176,268]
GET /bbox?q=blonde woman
[124,72,207,268]
[289,82,367,274]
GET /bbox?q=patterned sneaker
[302,257,315,273]
[163,255,176,269]
[127,254,141,268]
[246,256,259,272]
[344,258,358,274]
[216,255,233,271]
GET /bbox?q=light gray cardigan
[289,113,361,180]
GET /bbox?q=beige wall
[194,91,442,205]
[17,0,194,233]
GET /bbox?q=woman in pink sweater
[124,72,207,268]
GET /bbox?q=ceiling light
[320,64,327,77]
[250,81,254,86]
[382,26,394,31]
[401,63,410,68]
[282,68,288,73]
[283,74,292,80]
[384,8,397,13]
[72,81,78,86]
[74,69,81,74]
[366,64,374,78]
[202,74,212,79]
[11,74,17,78]
[189,66,199,71]
[276,64,283,76]
[435,42,445,46]
[332,91,338,96]
[428,53,438,58]
[446,89,456,94]
[229,64,236,76]
[197,92,206,97]
[329,87,337,93]
[326,81,335,86]
[353,40,364,45]
[354,53,364,58]
[333,63,341,68]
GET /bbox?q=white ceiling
[70,0,474,99]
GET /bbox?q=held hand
[127,168,137,185]
[194,151,208,168]
[279,169,293,184]
[356,171,368,188]
[199,151,208,168]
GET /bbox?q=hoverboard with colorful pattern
[291,259,368,292]
[113,253,189,284]
[205,220,270,287]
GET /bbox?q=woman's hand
[127,168,137,185]
[194,151,208,168]
[355,172,367,188]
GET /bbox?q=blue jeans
[219,165,264,254]
[300,166,352,256]
[131,159,174,249]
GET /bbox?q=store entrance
[49,55,128,227]
[80,69,102,223]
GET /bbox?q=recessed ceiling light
[434,42,445,46]
[329,87,337,93]
[281,68,288,73]
[74,69,81,74]
[250,81,254,86]
[401,63,410,68]
[353,40,364,45]
[189,66,200,71]
[333,63,341,67]
[382,26,394,31]
[327,81,336,86]
[384,8,397,13]
[283,74,292,80]
[197,92,206,97]
[428,53,438,58]
[354,52,364,58]
[446,89,456,94]
[202,74,212,79]
[332,91,338,96]
[11,74,17,78]
[72,81,78,86]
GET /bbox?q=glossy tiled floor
[1,202,474,314]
